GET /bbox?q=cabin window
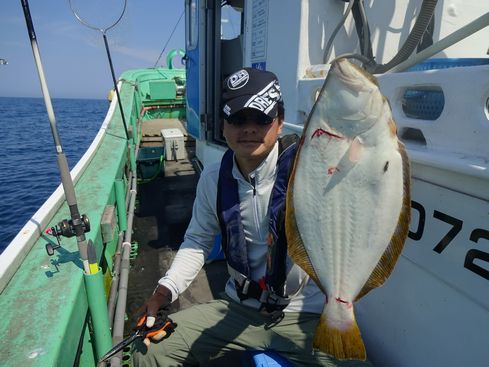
[186,0,198,50]
[213,2,244,145]
[220,3,243,79]
[221,4,242,40]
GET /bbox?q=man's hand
[137,284,172,346]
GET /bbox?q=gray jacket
[159,142,325,313]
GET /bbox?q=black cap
[221,67,282,120]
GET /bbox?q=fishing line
[20,0,90,273]
[68,0,130,140]
[153,10,185,68]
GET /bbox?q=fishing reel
[45,214,90,256]
[56,214,91,238]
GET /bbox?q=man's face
[223,108,283,169]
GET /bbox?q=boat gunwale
[0,85,120,294]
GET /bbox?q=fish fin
[285,156,323,290]
[356,140,411,300]
[348,136,364,163]
[313,303,367,360]
[388,117,397,137]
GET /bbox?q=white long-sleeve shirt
[159,142,326,313]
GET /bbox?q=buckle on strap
[241,278,251,295]
[259,290,290,307]
[227,264,257,299]
[227,264,290,307]
[264,309,285,330]
[227,264,248,286]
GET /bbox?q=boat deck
[125,121,228,332]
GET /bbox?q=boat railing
[0,87,120,294]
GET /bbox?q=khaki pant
[132,298,373,367]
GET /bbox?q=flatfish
[285,58,411,360]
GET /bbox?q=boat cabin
[183,1,489,366]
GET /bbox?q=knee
[132,337,192,367]
[132,340,158,367]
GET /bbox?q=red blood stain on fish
[311,128,343,140]
[327,167,339,175]
[335,297,353,308]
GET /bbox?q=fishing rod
[20,0,91,274]
[69,0,129,141]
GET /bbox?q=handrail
[109,148,139,367]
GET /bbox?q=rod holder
[83,269,112,360]
[114,179,128,231]
[129,142,137,173]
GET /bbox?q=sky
[0,1,186,99]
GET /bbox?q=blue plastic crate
[402,58,489,120]
[408,57,489,71]
[402,88,444,120]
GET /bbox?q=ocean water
[0,97,108,253]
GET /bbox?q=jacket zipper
[250,176,256,196]
[249,175,262,240]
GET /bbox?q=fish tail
[313,301,366,360]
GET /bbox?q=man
[133,68,372,367]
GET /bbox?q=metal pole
[103,33,130,140]
[68,0,130,141]
[110,172,138,367]
[107,176,132,327]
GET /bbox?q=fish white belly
[285,58,411,360]
[293,134,404,300]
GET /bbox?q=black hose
[366,0,438,73]
[352,0,373,60]
[324,0,355,63]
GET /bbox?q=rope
[153,10,185,68]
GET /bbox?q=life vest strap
[227,264,290,311]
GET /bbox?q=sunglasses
[226,109,276,126]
